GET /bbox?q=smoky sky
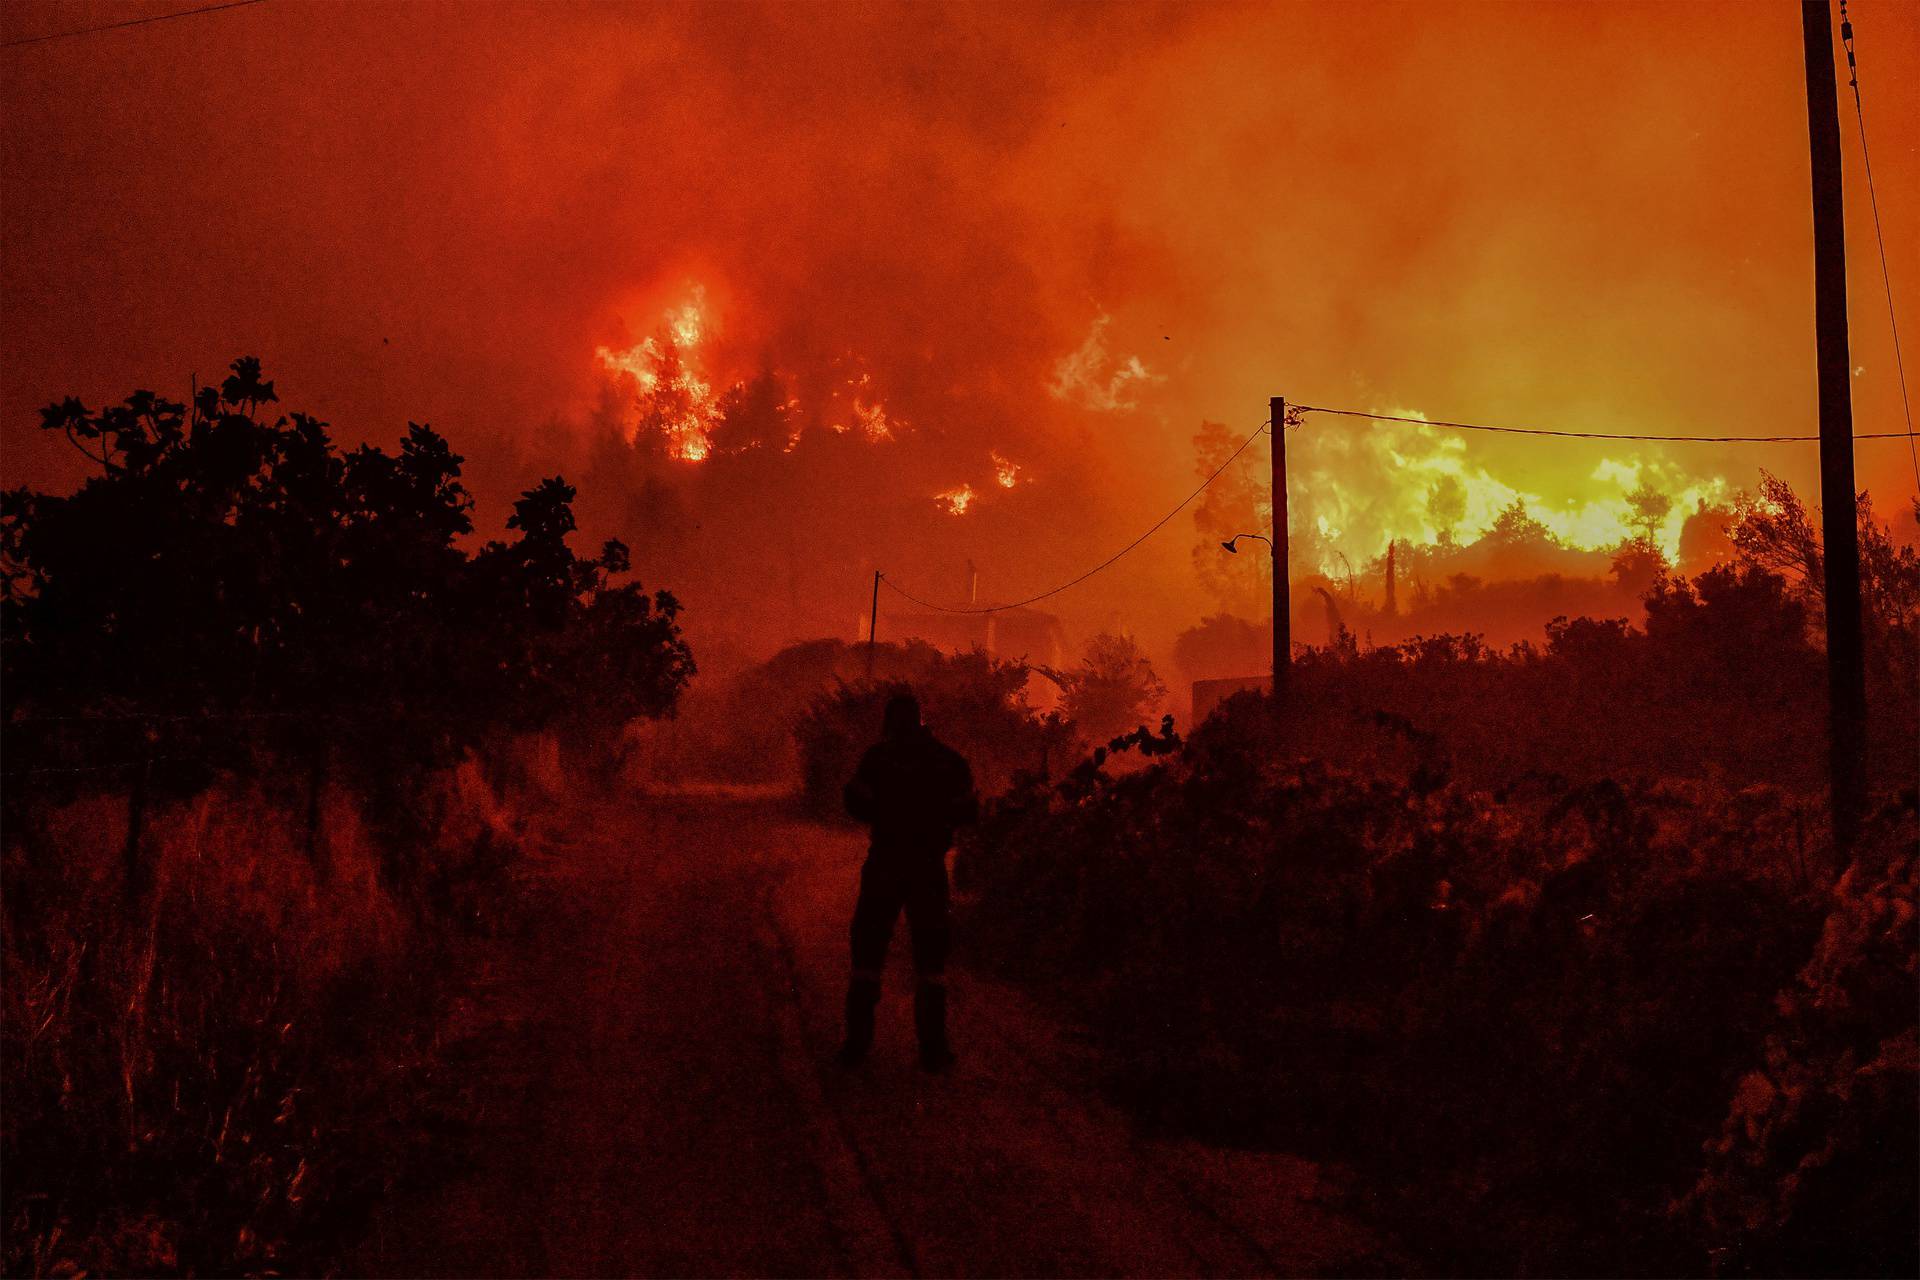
[4,0,1915,664]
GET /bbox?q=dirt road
[361,791,1390,1277]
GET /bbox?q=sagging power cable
[2,0,265,50]
[1294,405,1910,444]
[879,420,1269,614]
[1839,0,1919,494]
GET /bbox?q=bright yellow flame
[667,292,705,347]
[594,287,720,461]
[853,399,895,441]
[936,484,975,515]
[991,450,1022,488]
[1291,407,1728,571]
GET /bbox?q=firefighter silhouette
[839,692,977,1071]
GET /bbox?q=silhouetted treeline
[1182,485,1919,796]
[1180,476,1920,688]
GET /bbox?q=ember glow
[992,451,1023,489]
[845,394,898,442]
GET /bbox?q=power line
[880,421,1269,615]
[1295,404,1910,443]
[2,0,265,50]
[1840,0,1919,495]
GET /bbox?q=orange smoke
[5,1,1916,671]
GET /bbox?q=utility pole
[1270,396,1290,709]
[1802,0,1869,853]
[866,569,881,679]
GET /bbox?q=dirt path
[361,791,1391,1277]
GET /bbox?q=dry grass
[3,759,531,1276]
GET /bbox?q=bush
[1226,562,1913,798]
[628,637,948,786]
[794,646,1070,819]
[1684,811,1918,1277]
[1057,632,1167,746]
[958,690,1916,1273]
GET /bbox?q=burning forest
[3,2,1917,1278]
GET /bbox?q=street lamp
[1219,531,1284,694]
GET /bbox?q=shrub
[794,646,1070,819]
[1057,632,1167,746]
[957,690,1915,1272]
[630,637,949,786]
[1684,810,1918,1277]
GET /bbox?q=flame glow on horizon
[595,288,1737,577]
[1290,407,1730,568]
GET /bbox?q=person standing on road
[839,691,977,1072]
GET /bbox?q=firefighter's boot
[914,978,955,1073]
[837,974,881,1067]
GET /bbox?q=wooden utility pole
[1802,0,1869,852]
[1270,396,1290,707]
[866,570,881,679]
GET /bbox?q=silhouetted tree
[1624,478,1673,544]
[2,360,694,879]
[1059,632,1167,743]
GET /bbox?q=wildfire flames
[1289,408,1729,568]
[596,286,1029,516]
[597,288,909,462]
[594,289,722,461]
[1049,313,1163,412]
[597,289,1736,571]
[992,451,1022,489]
